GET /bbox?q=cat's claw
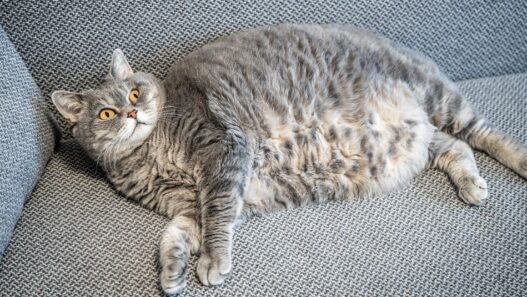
[458,175,488,206]
[197,253,231,286]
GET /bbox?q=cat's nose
[128,109,138,119]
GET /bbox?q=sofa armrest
[0,27,59,257]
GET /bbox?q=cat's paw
[458,175,488,206]
[160,249,188,295]
[197,252,231,286]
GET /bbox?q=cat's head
[52,49,164,161]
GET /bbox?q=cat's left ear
[107,49,133,81]
[51,91,86,123]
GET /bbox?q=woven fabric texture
[1,1,526,139]
[0,28,58,256]
[0,73,525,296]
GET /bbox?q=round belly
[246,109,433,214]
[246,83,435,211]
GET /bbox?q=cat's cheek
[136,112,152,125]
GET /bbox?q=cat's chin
[127,122,154,145]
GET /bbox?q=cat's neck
[99,139,150,174]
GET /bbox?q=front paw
[197,252,231,286]
[160,250,188,295]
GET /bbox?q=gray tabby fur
[51,24,527,295]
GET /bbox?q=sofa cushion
[0,73,525,296]
[0,28,59,256]
[1,1,526,139]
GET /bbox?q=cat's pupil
[105,111,109,117]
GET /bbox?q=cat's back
[165,23,436,120]
[167,24,388,92]
[165,24,395,133]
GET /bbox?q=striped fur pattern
[51,24,527,294]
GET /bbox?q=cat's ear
[107,49,133,81]
[51,91,86,123]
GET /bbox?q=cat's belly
[245,84,435,212]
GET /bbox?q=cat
[51,24,527,295]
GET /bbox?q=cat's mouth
[125,119,155,143]
[131,121,147,134]
[123,111,156,142]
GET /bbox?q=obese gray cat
[51,24,527,295]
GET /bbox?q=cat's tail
[159,216,200,295]
[437,89,527,179]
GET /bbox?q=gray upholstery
[0,28,58,256]
[1,73,525,296]
[1,1,526,139]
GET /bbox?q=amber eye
[129,88,140,104]
[99,108,117,120]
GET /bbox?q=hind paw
[517,158,527,179]
[458,175,488,206]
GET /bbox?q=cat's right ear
[107,49,133,81]
[51,91,86,123]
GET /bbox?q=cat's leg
[194,132,250,286]
[424,79,527,179]
[160,216,200,295]
[448,107,527,179]
[428,131,488,205]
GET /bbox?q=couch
[1,1,526,296]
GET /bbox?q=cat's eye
[99,108,117,120]
[129,88,140,104]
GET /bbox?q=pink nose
[128,109,138,119]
